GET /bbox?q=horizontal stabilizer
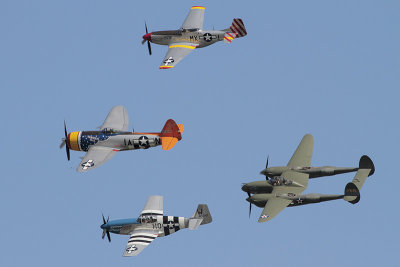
[344,182,360,204]
[188,218,203,230]
[359,155,375,176]
[223,32,237,43]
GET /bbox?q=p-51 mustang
[142,6,247,69]
[241,134,375,222]
[59,105,184,172]
[100,195,212,256]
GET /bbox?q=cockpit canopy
[101,128,119,134]
[268,176,294,186]
[181,28,199,33]
[137,214,157,224]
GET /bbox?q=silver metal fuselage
[150,29,226,48]
[68,131,161,152]
[101,215,189,237]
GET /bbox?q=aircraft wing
[100,105,129,132]
[287,134,314,167]
[140,195,163,216]
[77,146,117,172]
[159,43,198,69]
[258,197,292,223]
[123,229,160,257]
[258,171,309,222]
[182,6,205,30]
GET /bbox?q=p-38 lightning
[100,195,212,256]
[241,134,375,222]
[142,6,247,69]
[59,105,184,172]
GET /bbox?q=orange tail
[160,119,184,150]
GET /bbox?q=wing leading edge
[123,229,160,256]
[182,6,205,30]
[258,171,309,222]
[159,43,198,69]
[100,105,129,132]
[77,146,117,172]
[287,134,314,167]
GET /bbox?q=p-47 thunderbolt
[100,195,212,256]
[241,134,375,222]
[59,105,184,172]
[142,6,247,69]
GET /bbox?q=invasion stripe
[128,239,152,244]
[129,235,156,240]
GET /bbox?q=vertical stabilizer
[192,204,212,225]
[160,119,183,150]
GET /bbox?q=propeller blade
[249,202,252,218]
[59,139,66,149]
[102,230,106,239]
[145,22,148,34]
[266,156,269,169]
[147,40,152,55]
[106,230,111,242]
[141,39,146,45]
[102,214,106,225]
[64,121,70,161]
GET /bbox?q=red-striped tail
[229,18,247,38]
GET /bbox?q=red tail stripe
[224,37,232,43]
[226,32,235,38]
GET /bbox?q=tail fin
[226,18,247,38]
[160,119,183,151]
[359,155,375,176]
[192,204,212,225]
[344,182,360,204]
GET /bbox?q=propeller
[263,155,269,180]
[142,22,152,55]
[101,214,111,242]
[247,192,252,218]
[59,121,70,161]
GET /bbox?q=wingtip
[191,6,205,9]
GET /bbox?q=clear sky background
[0,1,399,266]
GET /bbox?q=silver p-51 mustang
[101,195,212,256]
[142,6,247,69]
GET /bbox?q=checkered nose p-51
[59,106,184,172]
[142,6,247,69]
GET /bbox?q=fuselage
[101,215,189,237]
[67,130,161,152]
[144,29,226,48]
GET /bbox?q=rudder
[160,119,183,150]
[229,18,247,38]
[192,204,212,225]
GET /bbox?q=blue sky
[0,0,399,266]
